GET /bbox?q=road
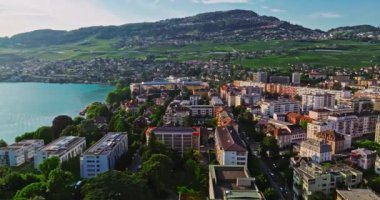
[128,151,142,172]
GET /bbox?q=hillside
[328,25,380,41]
[0,10,325,48]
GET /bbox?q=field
[0,39,379,68]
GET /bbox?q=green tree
[141,154,174,196]
[34,126,54,144]
[260,136,279,158]
[39,157,60,180]
[52,115,73,138]
[0,139,7,147]
[85,102,112,121]
[183,116,193,127]
[14,182,47,199]
[81,171,152,200]
[369,175,380,193]
[46,168,74,200]
[263,188,277,200]
[299,119,308,130]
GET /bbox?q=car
[137,164,142,170]
[269,172,275,177]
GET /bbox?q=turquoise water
[0,83,114,143]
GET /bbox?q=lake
[0,83,114,143]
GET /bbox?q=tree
[141,154,174,196]
[39,157,60,180]
[0,139,7,147]
[14,182,47,199]
[299,119,308,130]
[263,188,277,200]
[52,115,73,138]
[60,125,78,136]
[3,172,26,190]
[46,168,74,200]
[369,175,380,193]
[34,126,54,144]
[260,136,279,158]
[81,171,152,200]
[85,102,112,121]
[77,119,102,145]
[308,191,327,200]
[183,116,193,127]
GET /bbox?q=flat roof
[83,133,127,156]
[40,136,85,156]
[337,189,380,200]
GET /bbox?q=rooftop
[216,126,246,152]
[83,133,127,156]
[337,189,380,200]
[40,136,85,157]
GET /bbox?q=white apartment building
[34,136,86,169]
[301,93,335,113]
[328,114,359,138]
[292,72,301,85]
[260,99,300,117]
[0,140,44,167]
[215,126,248,166]
[300,139,332,163]
[80,133,128,178]
[307,120,335,139]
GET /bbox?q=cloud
[0,0,125,37]
[261,5,285,13]
[309,12,341,19]
[191,0,249,4]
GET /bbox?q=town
[2,69,380,200]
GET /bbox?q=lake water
[0,83,114,143]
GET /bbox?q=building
[314,130,348,154]
[308,71,327,80]
[273,126,306,148]
[190,95,201,105]
[300,139,332,163]
[293,161,363,200]
[145,126,200,153]
[269,75,290,84]
[336,189,380,200]
[292,72,301,85]
[350,148,377,170]
[215,126,248,166]
[80,133,128,178]
[210,96,224,107]
[351,97,374,113]
[34,136,86,169]
[328,114,359,138]
[260,99,300,117]
[0,140,44,167]
[208,165,264,200]
[375,156,380,175]
[356,111,380,136]
[376,122,380,143]
[163,101,191,126]
[256,72,268,83]
[307,120,335,139]
[301,93,335,112]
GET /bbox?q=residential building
[145,126,200,153]
[308,109,331,120]
[350,148,377,170]
[314,130,347,154]
[256,72,268,83]
[269,75,290,84]
[187,105,214,118]
[300,139,332,163]
[351,97,374,113]
[34,136,86,169]
[375,156,380,175]
[80,133,128,178]
[210,96,224,107]
[0,140,44,167]
[356,111,380,136]
[215,126,248,166]
[292,72,301,85]
[308,71,327,80]
[307,120,335,139]
[273,126,306,148]
[293,161,363,200]
[163,101,191,126]
[260,99,300,117]
[376,122,380,143]
[336,189,380,200]
[209,165,264,200]
[301,93,335,112]
[190,95,201,105]
[328,114,359,138]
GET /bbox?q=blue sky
[0,0,379,37]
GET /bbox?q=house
[215,126,248,166]
[350,148,377,170]
[300,139,332,163]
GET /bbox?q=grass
[0,39,379,69]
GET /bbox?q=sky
[0,0,379,37]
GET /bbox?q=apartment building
[300,139,332,163]
[0,140,44,167]
[307,120,335,139]
[163,101,191,126]
[256,72,268,83]
[314,130,348,154]
[260,99,300,117]
[273,126,306,148]
[208,165,264,200]
[34,136,86,169]
[350,148,377,170]
[145,126,200,153]
[356,111,380,136]
[336,189,380,200]
[269,75,290,84]
[293,161,363,200]
[328,114,359,138]
[292,72,301,85]
[80,133,128,178]
[301,93,335,112]
[376,122,380,143]
[215,125,247,166]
